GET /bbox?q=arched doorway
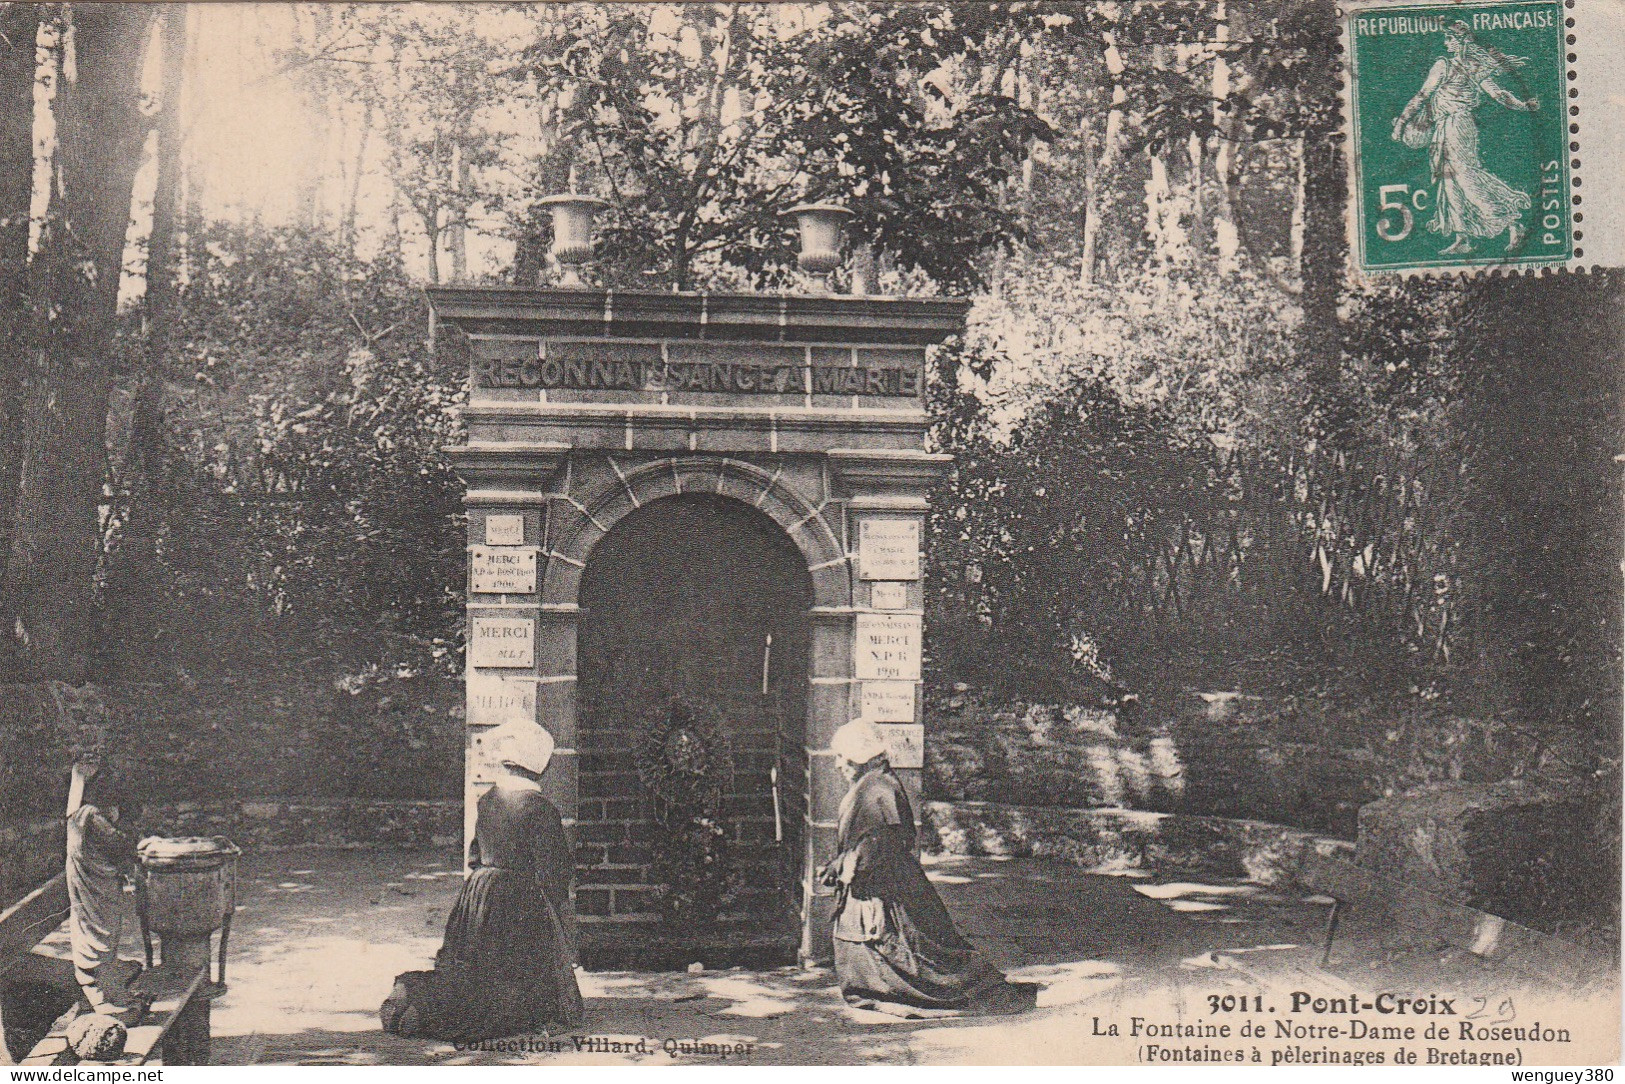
[576,494,812,967]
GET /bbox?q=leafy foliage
[2,0,1609,823]
[512,3,1051,290]
[97,224,469,799]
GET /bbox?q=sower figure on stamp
[381,722,583,1042]
[821,720,1038,1018]
[65,762,142,1022]
[1393,21,1539,255]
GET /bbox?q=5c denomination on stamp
[1344,0,1572,275]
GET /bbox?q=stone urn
[782,203,853,294]
[539,193,610,286]
[136,835,240,988]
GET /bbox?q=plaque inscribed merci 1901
[468,617,535,668]
[857,519,921,581]
[470,546,538,594]
[854,614,921,681]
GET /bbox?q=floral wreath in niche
[635,694,743,927]
[636,694,733,826]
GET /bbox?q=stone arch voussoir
[555,456,850,610]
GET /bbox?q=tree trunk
[0,3,39,589]
[422,200,441,285]
[179,5,204,282]
[447,140,467,282]
[1090,32,1142,284]
[1078,129,1097,283]
[1210,2,1236,267]
[1290,2,1349,440]
[1,4,154,681]
[0,3,35,308]
[290,2,330,233]
[118,2,185,599]
[1188,131,1209,259]
[136,5,185,458]
[1300,138,1350,436]
[340,101,373,259]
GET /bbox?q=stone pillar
[797,449,950,963]
[454,454,568,854]
[800,607,854,960]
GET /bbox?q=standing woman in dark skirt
[382,722,584,1041]
[822,720,1038,1018]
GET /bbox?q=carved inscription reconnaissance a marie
[472,355,923,397]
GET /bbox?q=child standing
[65,763,138,1020]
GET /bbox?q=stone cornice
[444,440,571,488]
[827,448,953,497]
[426,286,969,347]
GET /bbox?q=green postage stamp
[1344,0,1573,275]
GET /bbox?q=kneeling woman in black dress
[823,720,1037,1018]
[382,722,584,1041]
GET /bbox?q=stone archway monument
[427,269,963,964]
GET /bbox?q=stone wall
[132,799,464,851]
[1,818,65,903]
[925,689,1379,837]
[1356,781,1617,936]
[922,800,1350,884]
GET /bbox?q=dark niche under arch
[575,493,814,967]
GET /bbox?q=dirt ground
[19,846,1609,1065]
[53,847,1576,1066]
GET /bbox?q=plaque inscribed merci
[860,680,916,722]
[870,582,909,610]
[484,513,525,546]
[857,519,921,581]
[470,546,538,594]
[874,723,925,770]
[469,617,535,668]
[466,671,536,727]
[854,614,921,681]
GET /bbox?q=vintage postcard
[0,0,1620,1074]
